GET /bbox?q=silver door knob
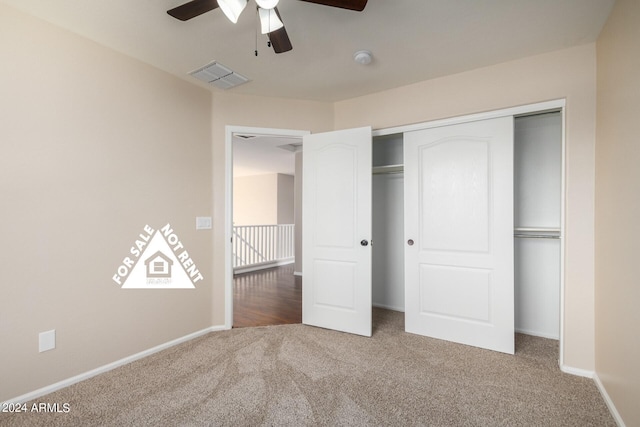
[407,239,414,246]
[360,240,369,246]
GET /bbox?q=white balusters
[233,224,295,272]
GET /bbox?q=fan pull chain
[255,7,259,56]
[254,6,272,55]
[267,10,271,47]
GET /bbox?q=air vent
[189,61,250,90]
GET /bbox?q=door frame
[224,125,310,329]
[223,99,566,364]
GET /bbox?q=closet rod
[372,165,404,175]
[514,227,560,233]
[514,234,560,239]
[373,170,404,175]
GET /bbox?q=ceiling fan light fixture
[218,0,247,23]
[259,8,284,34]
[255,0,279,9]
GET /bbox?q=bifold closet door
[404,117,515,354]
[302,127,372,337]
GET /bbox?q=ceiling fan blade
[297,0,367,12]
[167,0,219,21]
[269,7,293,54]
[269,27,293,54]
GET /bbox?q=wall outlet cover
[196,216,212,230]
[39,329,56,352]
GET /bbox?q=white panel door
[404,117,515,354]
[302,127,372,337]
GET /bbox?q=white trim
[373,303,405,313]
[560,366,625,426]
[233,259,294,275]
[559,363,594,378]
[558,106,567,369]
[1,325,225,406]
[515,328,559,340]
[593,373,627,427]
[225,126,311,330]
[293,271,302,276]
[372,99,565,137]
[225,126,234,331]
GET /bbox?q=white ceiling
[2,0,614,103]
[233,134,300,177]
[2,0,615,177]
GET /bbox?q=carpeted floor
[0,309,615,426]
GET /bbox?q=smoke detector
[353,50,373,65]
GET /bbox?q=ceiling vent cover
[189,61,250,90]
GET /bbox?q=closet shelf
[514,227,560,233]
[372,164,404,175]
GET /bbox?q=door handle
[407,239,414,246]
[360,240,369,247]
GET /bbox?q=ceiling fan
[167,0,368,54]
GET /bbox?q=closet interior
[372,133,405,312]
[513,111,562,339]
[371,111,562,340]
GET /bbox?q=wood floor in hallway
[233,264,302,328]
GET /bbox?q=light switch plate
[39,329,56,352]
[196,216,212,230]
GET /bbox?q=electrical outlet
[39,330,55,353]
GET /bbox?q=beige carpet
[1,309,614,426]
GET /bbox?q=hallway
[233,264,302,328]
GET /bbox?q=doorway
[225,126,309,328]
[233,264,301,327]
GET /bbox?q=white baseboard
[593,373,626,427]
[372,303,405,312]
[559,363,594,378]
[558,365,624,425]
[2,324,227,405]
[515,327,560,340]
[293,271,302,277]
[233,259,294,275]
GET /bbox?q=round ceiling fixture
[353,50,373,65]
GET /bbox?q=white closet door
[404,117,515,354]
[302,127,372,337]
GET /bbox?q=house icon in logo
[144,251,173,278]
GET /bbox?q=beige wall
[277,174,295,225]
[233,174,278,225]
[0,4,213,401]
[233,173,294,225]
[595,0,640,424]
[335,44,598,372]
